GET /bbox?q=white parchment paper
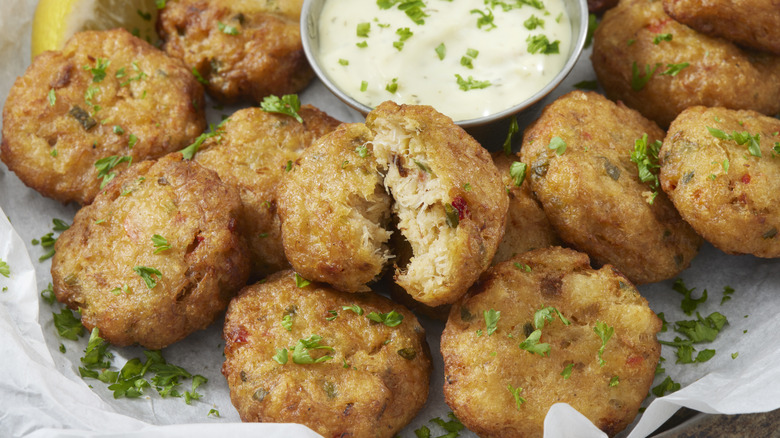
[1,0,778,437]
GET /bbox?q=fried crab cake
[1,29,206,205]
[367,102,507,307]
[157,0,313,104]
[659,106,780,257]
[51,154,250,349]
[441,247,662,438]
[663,0,780,55]
[193,105,341,278]
[278,123,394,293]
[222,270,431,437]
[520,91,701,285]
[591,0,780,128]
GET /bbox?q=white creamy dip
[317,0,572,122]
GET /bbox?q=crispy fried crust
[663,0,780,55]
[367,102,508,307]
[194,106,340,278]
[51,154,250,349]
[660,106,780,257]
[591,0,780,128]
[520,91,701,284]
[442,247,661,438]
[157,0,313,104]
[222,271,431,437]
[278,123,393,292]
[1,29,206,205]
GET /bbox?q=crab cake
[278,123,393,293]
[441,247,662,438]
[193,105,340,278]
[367,102,508,307]
[659,106,780,257]
[222,270,431,437]
[591,0,780,128]
[1,29,205,205]
[520,91,701,285]
[51,154,250,349]
[663,0,780,55]
[491,152,561,264]
[157,0,313,104]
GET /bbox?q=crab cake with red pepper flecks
[660,106,780,257]
[193,105,341,278]
[441,247,662,438]
[222,270,431,437]
[157,0,313,104]
[51,154,250,349]
[520,91,701,285]
[1,29,206,205]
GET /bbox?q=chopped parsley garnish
[507,384,526,409]
[0,260,9,278]
[660,62,690,77]
[207,409,220,417]
[180,119,228,159]
[95,155,133,189]
[386,78,399,93]
[652,375,681,397]
[217,22,239,35]
[339,58,349,66]
[630,62,659,91]
[53,308,85,340]
[52,218,70,232]
[609,376,619,387]
[594,320,614,366]
[360,80,368,91]
[356,41,368,48]
[444,203,459,228]
[503,117,519,155]
[128,133,138,149]
[471,8,496,30]
[527,34,560,54]
[519,329,550,356]
[394,27,413,50]
[533,306,570,329]
[356,22,371,37]
[378,0,429,25]
[573,80,598,90]
[285,160,293,172]
[732,352,739,359]
[133,266,162,289]
[484,309,500,336]
[367,310,404,327]
[514,262,532,271]
[455,74,491,91]
[273,348,288,364]
[79,328,112,378]
[653,33,673,44]
[585,13,597,48]
[291,335,334,364]
[326,310,338,321]
[547,136,566,155]
[281,314,293,331]
[630,133,663,204]
[41,283,56,305]
[429,412,465,434]
[192,67,208,85]
[510,161,527,187]
[294,273,311,288]
[706,127,762,158]
[119,62,148,87]
[435,43,446,60]
[69,106,97,130]
[672,278,707,315]
[674,311,728,343]
[113,125,124,135]
[260,94,304,123]
[84,58,110,83]
[355,144,369,157]
[137,9,152,20]
[343,304,364,315]
[48,89,56,106]
[561,363,574,379]
[721,285,735,305]
[524,15,544,30]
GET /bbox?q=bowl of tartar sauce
[302,0,588,129]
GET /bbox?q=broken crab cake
[441,247,662,438]
[193,105,341,278]
[367,102,508,307]
[51,153,250,349]
[277,123,393,292]
[222,270,431,437]
[1,28,206,205]
[157,0,313,104]
[520,91,701,285]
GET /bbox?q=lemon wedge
[31,0,161,58]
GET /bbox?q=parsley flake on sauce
[455,74,491,91]
[0,260,9,278]
[527,34,560,54]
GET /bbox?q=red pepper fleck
[626,355,643,367]
[582,131,592,141]
[228,326,249,344]
[647,18,670,33]
[451,196,470,220]
[196,235,205,243]
[741,174,751,184]
[228,217,237,232]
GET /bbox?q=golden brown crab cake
[222,270,431,437]
[491,151,561,264]
[157,0,313,104]
[591,0,780,128]
[663,0,780,55]
[366,102,508,307]
[193,105,341,278]
[1,29,205,205]
[441,247,662,438]
[51,154,250,349]
[659,106,780,257]
[277,123,393,293]
[520,91,701,285]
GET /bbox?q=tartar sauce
[317,0,572,122]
